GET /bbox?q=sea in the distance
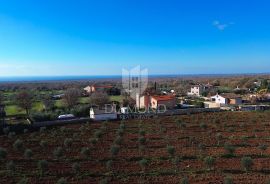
[0,76,123,83]
[0,73,266,83]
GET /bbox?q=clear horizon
[0,0,270,76]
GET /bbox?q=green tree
[80,147,90,158]
[6,160,15,175]
[167,146,175,158]
[0,147,7,159]
[72,162,81,176]
[53,147,64,159]
[24,149,33,159]
[13,139,23,152]
[241,156,253,172]
[139,158,148,173]
[16,91,33,117]
[224,143,236,157]
[37,160,48,176]
[204,156,215,170]
[224,176,233,184]
[57,177,68,184]
[258,144,268,156]
[180,177,189,184]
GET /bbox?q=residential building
[84,85,113,93]
[210,93,242,105]
[187,83,214,97]
[90,106,117,121]
[136,94,176,109]
[188,85,203,96]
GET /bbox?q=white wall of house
[84,86,91,93]
[211,94,227,104]
[90,114,117,121]
[90,109,117,121]
[136,94,147,109]
[204,102,221,108]
[188,86,203,96]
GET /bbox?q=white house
[90,106,117,121]
[187,85,203,96]
[211,94,242,105]
[120,107,129,114]
[211,94,228,104]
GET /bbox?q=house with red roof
[136,94,176,109]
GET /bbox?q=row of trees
[0,88,112,121]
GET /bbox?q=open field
[1,111,270,183]
[4,95,123,116]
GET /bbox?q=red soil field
[1,111,270,183]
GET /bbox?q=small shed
[90,107,117,121]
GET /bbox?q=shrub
[258,144,268,156]
[81,147,90,158]
[38,160,48,176]
[139,130,146,136]
[89,138,98,145]
[8,132,16,139]
[6,160,15,175]
[71,104,91,117]
[139,158,148,171]
[106,160,113,171]
[200,123,207,129]
[39,127,47,133]
[60,127,67,133]
[40,140,48,148]
[64,138,73,148]
[216,133,222,145]
[94,130,103,139]
[13,139,23,151]
[117,129,124,137]
[0,147,7,159]
[204,156,215,170]
[99,178,109,184]
[31,112,57,122]
[110,145,120,157]
[241,156,253,172]
[224,143,236,157]
[167,146,175,158]
[119,123,126,130]
[114,136,123,145]
[53,147,64,159]
[79,126,85,132]
[17,177,29,184]
[138,137,146,145]
[180,177,189,184]
[23,129,28,134]
[176,119,186,128]
[72,162,81,175]
[3,127,10,135]
[224,176,233,184]
[24,149,33,159]
[56,177,68,184]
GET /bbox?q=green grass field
[5,95,124,116]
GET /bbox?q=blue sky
[0,0,270,76]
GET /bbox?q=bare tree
[0,92,3,105]
[89,92,110,108]
[63,89,80,109]
[0,92,6,126]
[42,94,54,111]
[16,91,33,117]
